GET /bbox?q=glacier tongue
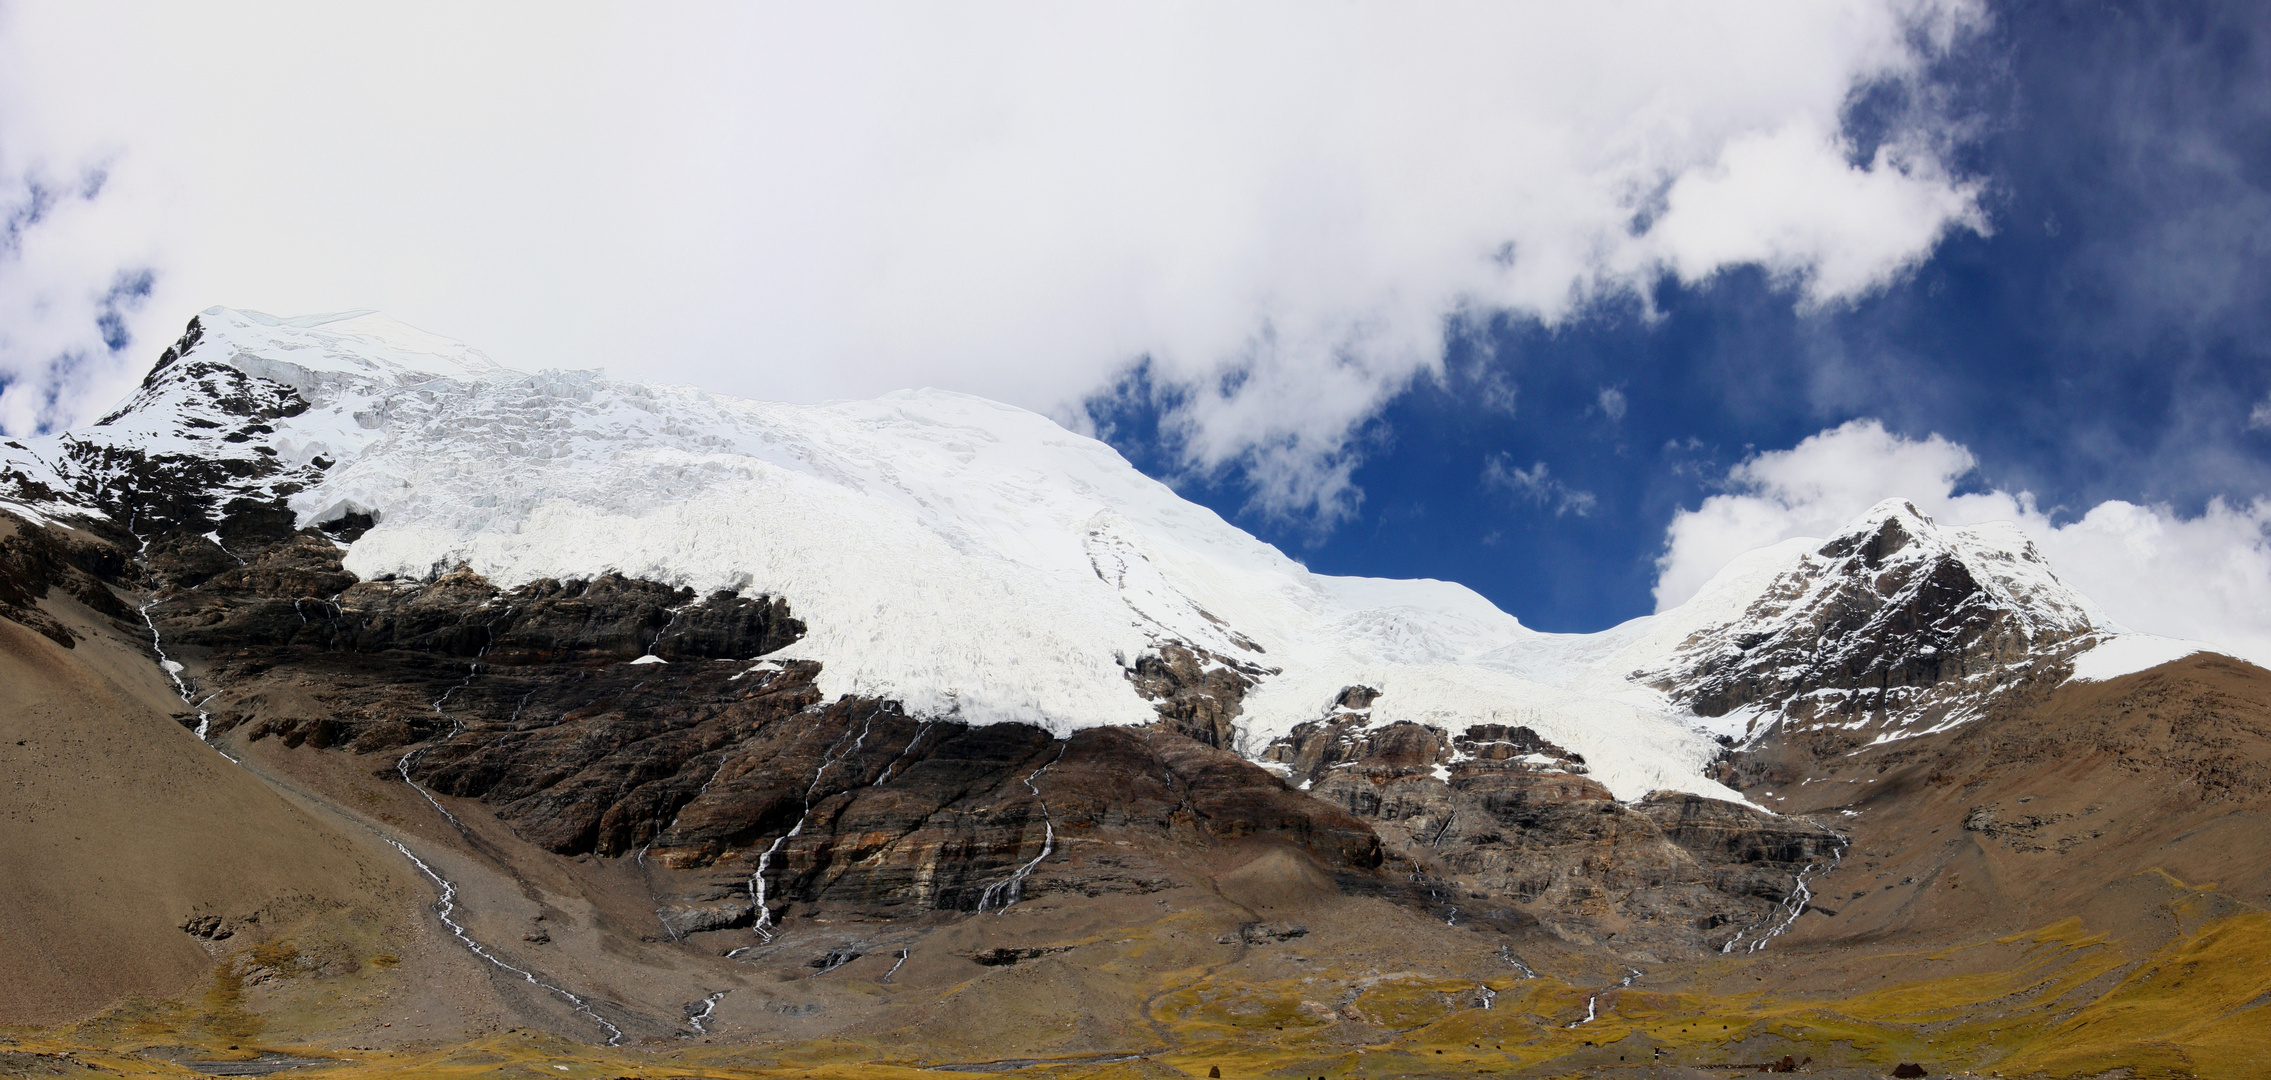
[0,307,2177,803]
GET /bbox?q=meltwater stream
[131,564,627,1043]
[641,754,734,941]
[130,528,237,763]
[383,836,625,1045]
[872,720,935,787]
[686,991,728,1035]
[1564,967,1642,1028]
[392,655,629,1045]
[977,741,1068,914]
[1721,831,1849,955]
[1498,945,1540,979]
[394,671,481,833]
[745,707,882,943]
[633,751,749,1037]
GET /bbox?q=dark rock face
[1455,723,1587,765]
[1228,921,1307,944]
[0,310,1870,959]
[630,716,1379,930]
[4,445,1841,965]
[1125,642,1273,748]
[138,524,1381,935]
[5,318,1386,936]
[1646,506,2095,749]
[1266,714,1838,955]
[1261,705,1590,787]
[0,510,136,647]
[150,532,804,665]
[969,946,1072,966]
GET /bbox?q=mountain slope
[2,308,2264,1076]
[3,307,2178,806]
[0,513,427,1027]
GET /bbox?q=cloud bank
[0,1,1984,517]
[0,157,156,435]
[1658,419,2271,668]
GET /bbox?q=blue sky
[1094,0,2271,632]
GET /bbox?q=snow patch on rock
[2068,635,2210,683]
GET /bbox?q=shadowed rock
[138,526,1382,929]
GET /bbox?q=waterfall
[976,741,1068,913]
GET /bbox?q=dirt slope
[0,519,422,1026]
[1750,653,2270,949]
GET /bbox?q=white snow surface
[3,308,2207,803]
[2067,634,2211,683]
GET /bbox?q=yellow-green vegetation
[1995,905,2271,1077]
[199,959,261,1043]
[247,941,303,972]
[8,902,2268,1079]
[52,911,415,1060]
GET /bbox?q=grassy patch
[16,902,2269,1079]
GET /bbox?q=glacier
[0,306,2178,803]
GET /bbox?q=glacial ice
[1,306,2195,803]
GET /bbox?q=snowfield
[2067,634,2210,682]
[0,307,2196,802]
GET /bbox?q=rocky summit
[1,310,2266,1079]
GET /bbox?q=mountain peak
[1817,497,2101,636]
[188,306,518,389]
[1643,498,2106,748]
[0,309,2163,806]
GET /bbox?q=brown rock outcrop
[1268,713,1839,954]
[0,509,136,647]
[1124,642,1273,748]
[140,528,1382,938]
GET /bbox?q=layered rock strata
[131,524,1381,939]
[72,507,1842,957]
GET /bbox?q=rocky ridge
[119,520,1845,955]
[0,308,1753,797]
[5,318,328,555]
[125,525,1382,932]
[1639,500,2104,756]
[1258,708,1838,955]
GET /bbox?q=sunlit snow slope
[0,308,2187,803]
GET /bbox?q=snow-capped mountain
[0,308,2174,802]
[1638,500,2111,747]
[9,308,2268,1058]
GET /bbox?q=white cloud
[1597,386,1629,422]
[0,1,1986,517]
[1656,419,2271,668]
[1485,454,1597,517]
[1643,123,1986,302]
[0,160,159,435]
